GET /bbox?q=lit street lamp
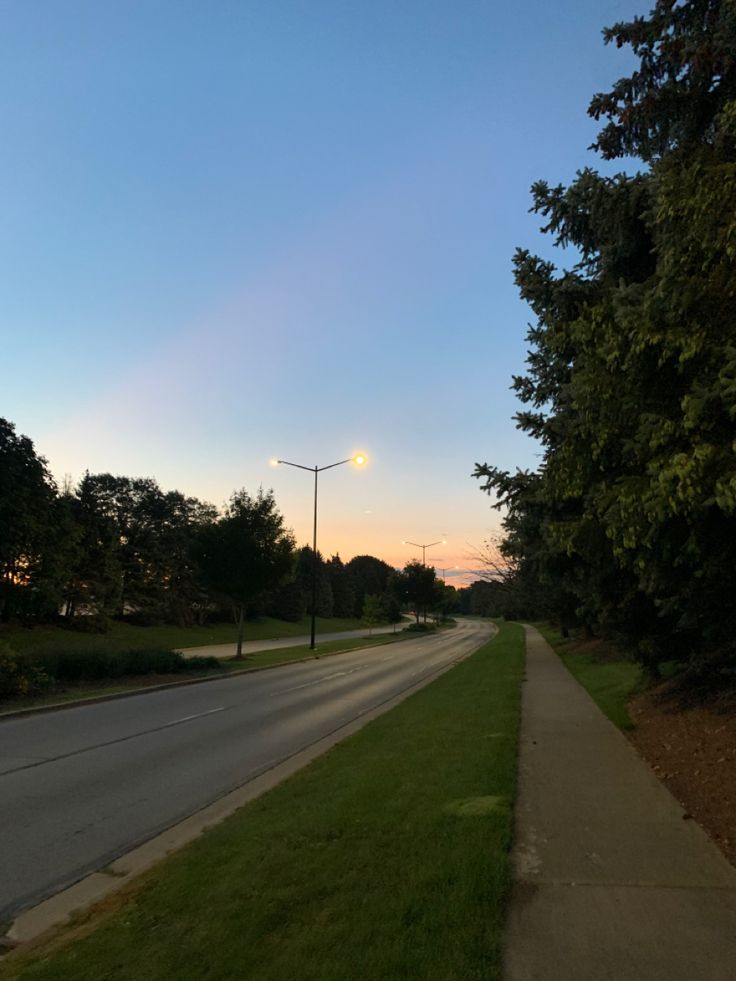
[401,538,446,566]
[274,453,366,650]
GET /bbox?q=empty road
[0,619,494,922]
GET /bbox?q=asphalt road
[0,619,494,922]
[177,622,405,659]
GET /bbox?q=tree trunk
[235,605,245,660]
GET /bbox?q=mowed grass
[2,622,525,981]
[0,633,411,714]
[0,616,372,656]
[535,624,642,730]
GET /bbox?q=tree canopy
[0,417,398,644]
[475,0,736,681]
[193,489,295,657]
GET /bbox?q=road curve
[0,619,494,921]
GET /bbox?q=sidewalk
[177,623,402,659]
[504,625,736,981]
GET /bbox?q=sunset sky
[2,0,641,580]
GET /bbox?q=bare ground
[628,684,736,867]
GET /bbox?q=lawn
[0,616,374,656]
[534,623,642,730]
[1,621,525,981]
[0,632,411,714]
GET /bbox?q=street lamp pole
[402,539,446,566]
[276,454,366,650]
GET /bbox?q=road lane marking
[167,707,224,727]
[270,665,365,697]
[0,706,230,776]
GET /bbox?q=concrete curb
[0,635,405,722]
[3,628,493,949]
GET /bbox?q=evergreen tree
[475,0,736,678]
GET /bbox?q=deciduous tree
[193,489,294,658]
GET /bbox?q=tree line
[0,416,402,632]
[0,416,470,641]
[474,0,736,683]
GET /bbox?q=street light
[401,538,446,565]
[274,452,366,650]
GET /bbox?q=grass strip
[0,617,377,656]
[0,634,412,714]
[3,622,524,981]
[535,623,641,730]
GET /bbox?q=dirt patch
[561,636,626,664]
[628,685,736,867]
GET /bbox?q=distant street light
[401,538,446,566]
[274,453,367,650]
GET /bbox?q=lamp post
[401,538,446,566]
[274,453,366,650]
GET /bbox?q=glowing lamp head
[353,453,367,466]
[269,458,280,467]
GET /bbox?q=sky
[1,0,644,583]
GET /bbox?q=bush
[124,610,166,627]
[29,648,219,683]
[0,643,51,699]
[65,614,112,634]
[185,655,221,670]
[403,622,437,633]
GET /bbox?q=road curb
[0,636,405,722]
[3,625,495,950]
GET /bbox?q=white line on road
[270,665,366,697]
[165,707,225,727]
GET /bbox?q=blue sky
[1,0,643,577]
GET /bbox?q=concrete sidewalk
[504,625,736,981]
[177,623,402,659]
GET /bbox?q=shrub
[66,614,112,634]
[403,622,437,633]
[0,643,52,699]
[185,655,221,671]
[29,648,220,683]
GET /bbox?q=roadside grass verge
[534,623,642,730]
[0,633,411,714]
[2,622,524,981]
[0,616,376,656]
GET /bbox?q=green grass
[2,622,525,981]
[0,633,412,714]
[0,616,374,656]
[535,623,642,730]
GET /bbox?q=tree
[589,0,736,162]
[295,547,333,618]
[475,0,736,679]
[431,580,456,622]
[67,473,216,626]
[361,594,382,636]
[379,590,402,626]
[269,580,306,623]
[345,555,396,617]
[402,561,436,624]
[66,473,124,621]
[327,555,356,618]
[193,489,295,659]
[0,418,57,622]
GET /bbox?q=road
[177,622,405,659]
[0,619,494,923]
